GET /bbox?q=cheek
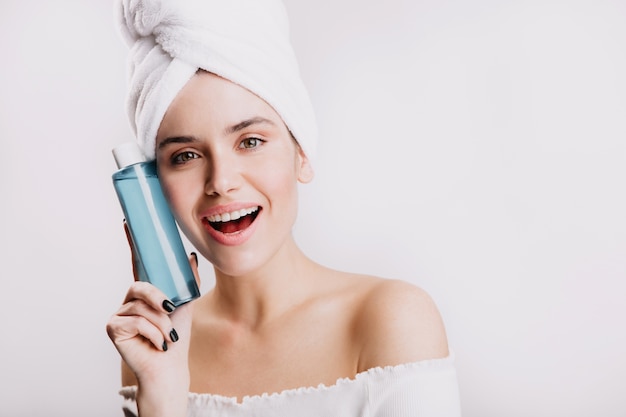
[259,153,300,194]
[159,174,198,220]
[261,163,301,212]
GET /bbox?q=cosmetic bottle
[112,142,200,306]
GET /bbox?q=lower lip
[201,213,260,246]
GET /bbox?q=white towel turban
[116,0,317,161]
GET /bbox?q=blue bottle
[112,142,200,306]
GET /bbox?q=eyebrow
[224,117,276,135]
[158,136,199,150]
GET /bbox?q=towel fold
[117,0,317,160]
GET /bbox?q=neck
[207,239,320,329]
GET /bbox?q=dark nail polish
[162,299,176,313]
[191,252,198,265]
[162,341,168,352]
[170,328,179,343]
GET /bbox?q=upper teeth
[207,207,259,223]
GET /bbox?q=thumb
[123,220,141,282]
[189,252,202,288]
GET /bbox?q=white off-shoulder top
[119,354,461,416]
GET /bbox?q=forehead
[157,71,285,140]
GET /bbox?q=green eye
[172,151,199,164]
[240,137,263,149]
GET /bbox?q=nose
[204,154,241,196]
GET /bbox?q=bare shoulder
[352,276,449,372]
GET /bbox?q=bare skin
[107,71,449,416]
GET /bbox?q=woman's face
[155,71,313,276]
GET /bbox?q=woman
[106,1,461,416]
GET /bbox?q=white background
[1,0,624,416]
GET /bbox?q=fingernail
[162,341,168,352]
[191,252,198,265]
[162,299,176,313]
[170,328,179,343]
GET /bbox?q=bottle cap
[112,142,147,169]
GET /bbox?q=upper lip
[200,203,260,222]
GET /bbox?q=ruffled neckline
[120,353,455,407]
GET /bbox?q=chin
[203,247,269,278]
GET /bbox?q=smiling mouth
[204,206,260,234]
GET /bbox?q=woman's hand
[106,280,194,381]
[105,223,200,417]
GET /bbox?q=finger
[107,314,169,351]
[117,299,178,343]
[123,220,141,282]
[123,281,177,314]
[189,252,201,288]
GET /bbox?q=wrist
[136,374,189,417]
